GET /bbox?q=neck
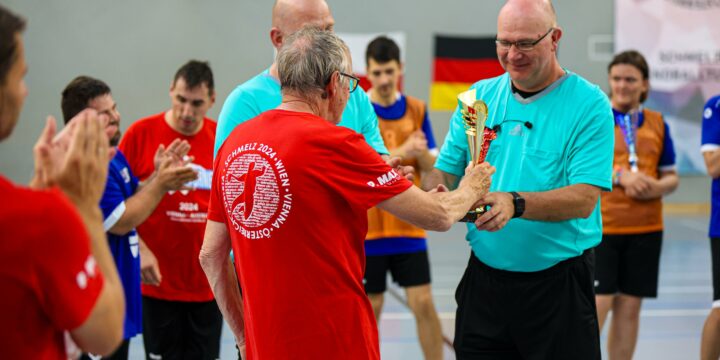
[277,93,326,117]
[269,62,279,80]
[368,88,398,107]
[513,63,565,93]
[164,110,202,136]
[612,102,641,114]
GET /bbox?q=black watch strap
[509,191,525,218]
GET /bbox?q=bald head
[498,0,557,32]
[272,0,334,34]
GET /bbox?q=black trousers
[142,296,223,360]
[454,251,600,360]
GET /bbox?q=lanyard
[616,109,641,172]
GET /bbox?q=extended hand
[153,138,191,170]
[460,162,495,197]
[474,191,514,232]
[620,171,654,199]
[53,109,111,208]
[156,154,199,191]
[140,240,162,286]
[385,156,415,182]
[398,130,428,159]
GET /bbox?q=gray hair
[277,26,349,98]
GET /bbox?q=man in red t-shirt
[119,60,221,359]
[0,5,125,358]
[200,28,494,360]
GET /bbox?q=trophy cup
[457,89,496,223]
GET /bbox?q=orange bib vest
[601,108,666,235]
[366,95,427,240]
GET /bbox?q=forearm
[429,186,478,226]
[416,152,437,176]
[109,179,166,235]
[216,260,245,342]
[200,222,245,342]
[520,184,600,221]
[646,172,679,199]
[421,168,459,191]
[704,150,720,178]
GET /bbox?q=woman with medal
[595,50,679,360]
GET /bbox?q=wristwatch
[509,191,525,218]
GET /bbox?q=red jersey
[209,110,412,360]
[0,176,104,359]
[119,112,216,301]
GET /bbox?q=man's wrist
[508,191,525,218]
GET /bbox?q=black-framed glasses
[495,28,554,51]
[339,72,360,93]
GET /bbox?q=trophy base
[459,206,488,223]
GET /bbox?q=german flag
[430,35,505,111]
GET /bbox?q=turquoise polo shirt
[215,69,388,157]
[435,71,614,272]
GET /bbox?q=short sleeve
[421,108,438,151]
[324,132,412,210]
[216,88,264,157]
[36,191,104,330]
[702,96,720,153]
[352,89,389,155]
[658,121,677,171]
[99,155,138,231]
[434,104,469,177]
[566,95,614,191]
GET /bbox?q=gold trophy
[457,89,496,223]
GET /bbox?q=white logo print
[376,169,400,186]
[705,108,713,120]
[221,143,293,240]
[121,167,131,184]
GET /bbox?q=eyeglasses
[495,28,554,51]
[339,72,360,93]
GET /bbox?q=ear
[270,27,283,50]
[551,27,563,50]
[325,71,340,99]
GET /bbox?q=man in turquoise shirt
[215,0,387,157]
[423,1,614,359]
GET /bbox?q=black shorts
[594,231,663,297]
[454,251,600,360]
[364,250,431,294]
[711,237,720,302]
[142,296,223,360]
[80,339,129,360]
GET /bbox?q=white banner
[615,0,720,173]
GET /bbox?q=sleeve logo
[705,108,713,120]
[367,169,400,188]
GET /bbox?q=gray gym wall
[0,0,708,202]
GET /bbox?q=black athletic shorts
[594,231,663,297]
[454,250,600,360]
[711,237,720,301]
[80,339,129,360]
[364,250,431,294]
[142,296,223,360]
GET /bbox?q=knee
[615,296,643,319]
[408,291,436,318]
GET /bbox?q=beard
[109,130,121,146]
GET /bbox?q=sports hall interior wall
[0,0,708,202]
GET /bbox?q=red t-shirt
[119,112,216,301]
[209,109,412,360]
[0,176,104,359]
